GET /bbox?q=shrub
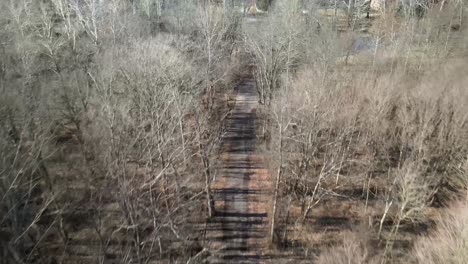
[316,231,380,264]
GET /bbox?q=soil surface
[206,79,272,263]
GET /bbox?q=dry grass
[413,197,468,264]
[315,231,380,264]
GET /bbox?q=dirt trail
[206,79,271,263]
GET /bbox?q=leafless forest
[1,0,467,263]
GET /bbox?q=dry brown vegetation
[413,195,468,264]
[245,0,468,262]
[0,0,242,263]
[1,0,468,263]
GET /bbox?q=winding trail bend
[206,79,272,263]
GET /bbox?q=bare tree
[383,164,432,259]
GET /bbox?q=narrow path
[206,79,271,263]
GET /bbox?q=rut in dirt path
[205,79,271,263]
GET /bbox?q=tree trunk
[270,159,282,243]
